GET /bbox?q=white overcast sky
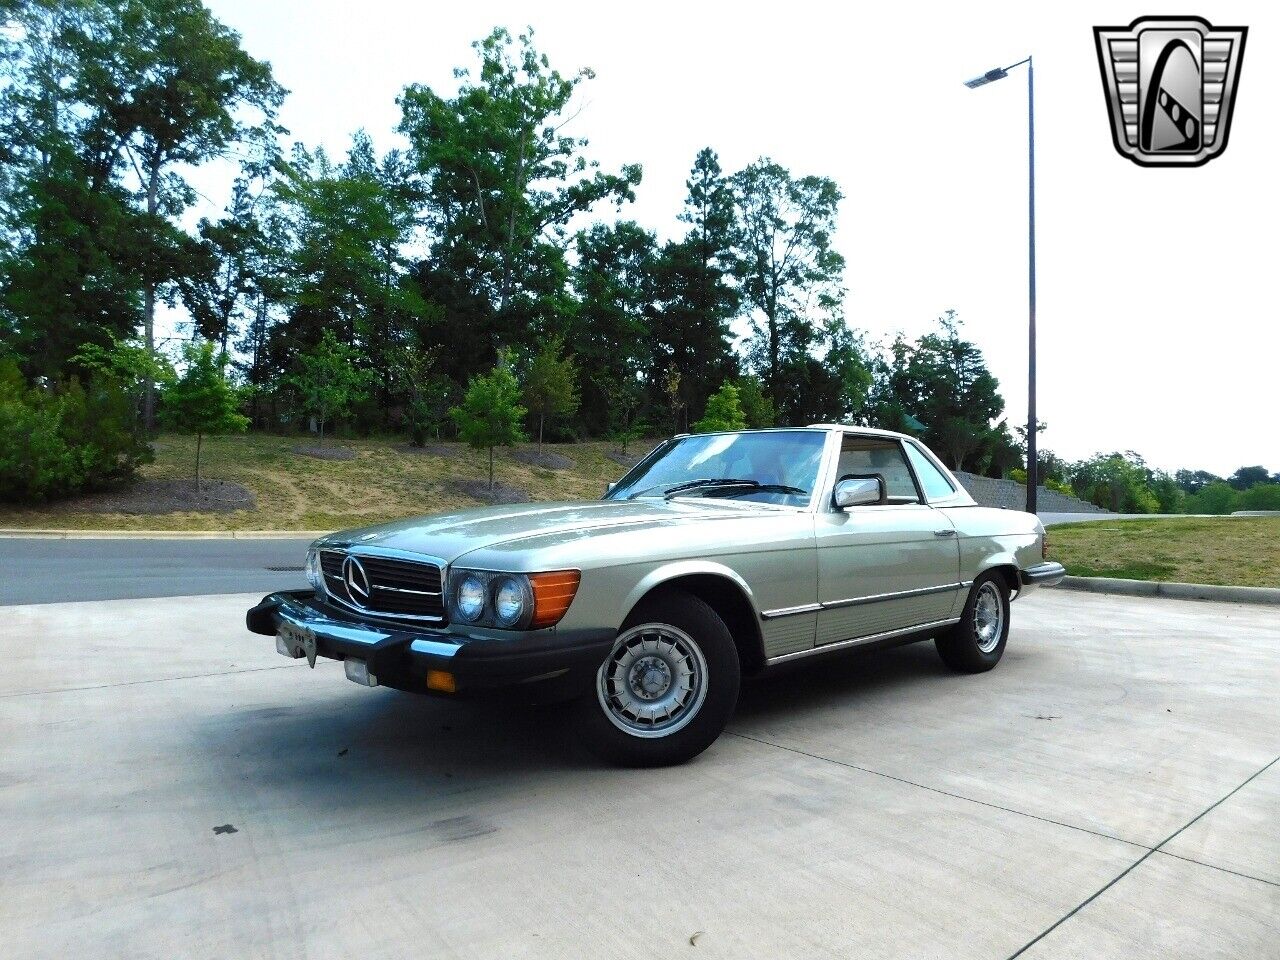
[201,0,1279,477]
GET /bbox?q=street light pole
[964,55,1037,515]
[1025,57,1037,516]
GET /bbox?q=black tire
[935,572,1011,673]
[576,590,740,767]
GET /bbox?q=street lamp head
[964,67,1009,89]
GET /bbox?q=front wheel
[935,573,1010,673]
[576,591,740,767]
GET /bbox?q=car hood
[317,498,778,565]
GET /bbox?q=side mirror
[833,476,885,509]
[605,482,616,496]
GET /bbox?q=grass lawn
[1047,515,1280,588]
[0,433,645,532]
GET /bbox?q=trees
[1228,465,1271,491]
[162,342,248,489]
[694,383,746,433]
[399,27,640,369]
[736,376,775,428]
[451,356,527,488]
[569,221,657,435]
[1067,452,1161,514]
[289,330,371,446]
[650,149,738,428]
[865,312,1007,474]
[730,158,844,421]
[76,0,283,427]
[522,338,579,452]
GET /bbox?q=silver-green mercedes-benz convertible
[247,425,1064,766]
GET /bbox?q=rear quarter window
[904,443,957,501]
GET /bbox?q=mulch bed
[453,479,530,505]
[607,451,642,468]
[510,449,575,470]
[394,443,461,459]
[292,445,358,461]
[68,479,256,515]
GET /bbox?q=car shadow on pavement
[209,640,955,805]
[736,639,951,722]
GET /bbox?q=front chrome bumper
[247,590,614,697]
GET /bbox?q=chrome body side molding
[765,618,962,665]
[761,581,971,619]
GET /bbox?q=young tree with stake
[163,342,248,490]
[451,354,527,489]
[522,339,579,453]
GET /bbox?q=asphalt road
[0,517,1139,605]
[2,588,1277,958]
[0,538,312,604]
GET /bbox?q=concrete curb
[0,529,325,540]
[1056,575,1280,606]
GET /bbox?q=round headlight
[455,574,486,622]
[493,576,526,627]
[305,549,323,591]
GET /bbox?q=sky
[200,0,1279,477]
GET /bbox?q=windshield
[606,430,826,507]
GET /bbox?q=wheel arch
[621,563,767,676]
[974,561,1021,599]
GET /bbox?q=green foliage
[162,341,249,487]
[1068,451,1161,514]
[596,374,645,455]
[731,158,844,422]
[0,358,151,503]
[867,312,1007,474]
[522,338,579,451]
[450,355,527,488]
[289,330,373,444]
[736,375,775,429]
[1236,483,1280,511]
[1229,465,1271,491]
[398,26,640,384]
[694,382,746,433]
[1182,481,1237,515]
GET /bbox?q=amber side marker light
[426,670,456,693]
[529,570,581,628]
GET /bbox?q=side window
[904,443,957,500]
[835,435,920,503]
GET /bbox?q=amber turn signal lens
[528,570,581,628]
[426,669,456,693]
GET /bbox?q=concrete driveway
[2,589,1277,959]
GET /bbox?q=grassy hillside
[0,433,646,532]
[1047,515,1280,588]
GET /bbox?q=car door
[813,433,963,646]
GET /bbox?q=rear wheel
[576,591,740,767]
[935,573,1010,673]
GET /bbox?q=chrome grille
[319,549,446,622]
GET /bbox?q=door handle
[934,529,956,537]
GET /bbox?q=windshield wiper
[661,478,808,500]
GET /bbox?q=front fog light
[493,576,526,627]
[455,574,486,622]
[305,549,323,591]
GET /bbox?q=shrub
[1183,481,1237,515]
[1236,483,1280,512]
[0,359,151,503]
[694,382,746,433]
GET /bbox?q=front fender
[618,559,761,625]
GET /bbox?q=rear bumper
[1020,561,1067,591]
[247,590,614,699]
